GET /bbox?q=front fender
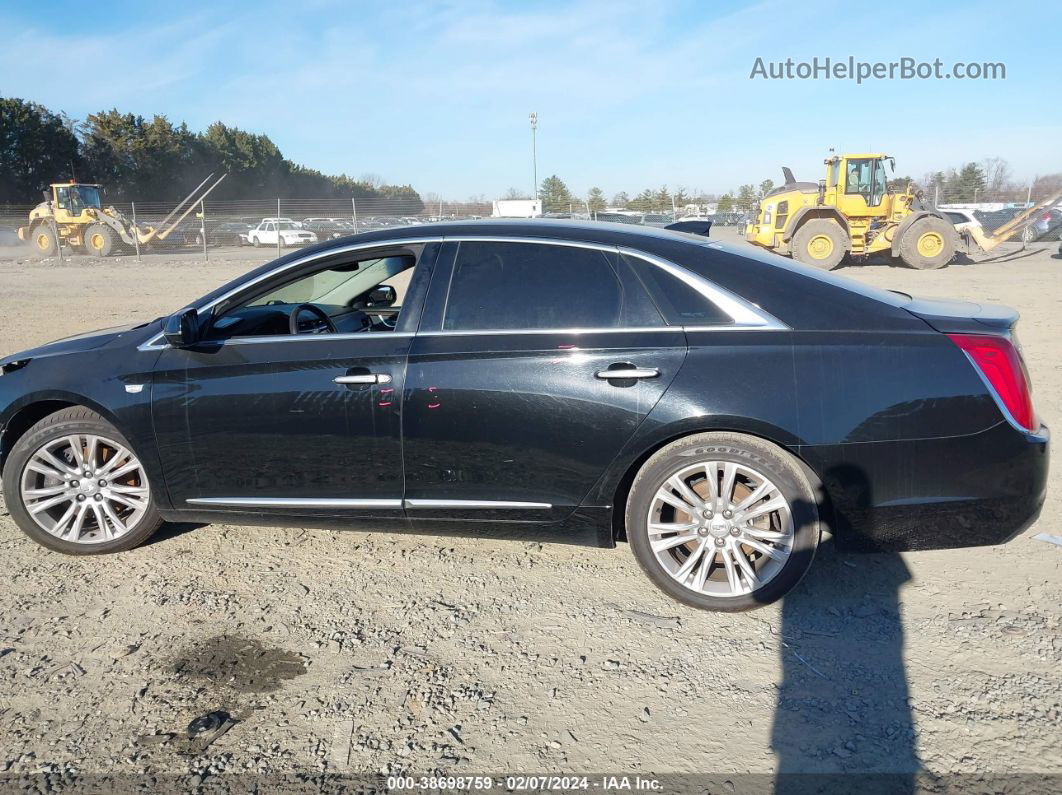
[0,352,169,508]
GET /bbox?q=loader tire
[792,219,847,270]
[32,224,59,257]
[899,216,955,270]
[85,224,115,257]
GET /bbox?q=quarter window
[622,253,733,326]
[442,242,663,331]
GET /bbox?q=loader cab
[835,155,891,212]
[51,183,102,221]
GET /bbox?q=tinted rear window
[443,241,663,331]
[622,253,733,326]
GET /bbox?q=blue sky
[2,0,1058,199]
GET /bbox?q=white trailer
[492,199,542,218]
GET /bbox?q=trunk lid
[901,296,1018,335]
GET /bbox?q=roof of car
[347,218,707,247]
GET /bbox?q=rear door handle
[334,373,392,384]
[595,367,660,380]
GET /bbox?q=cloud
[2,0,1057,196]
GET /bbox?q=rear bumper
[798,421,1049,552]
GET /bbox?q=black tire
[251,235,261,248]
[791,218,848,270]
[2,407,163,554]
[626,432,821,612]
[84,223,115,256]
[898,215,955,269]
[32,224,58,257]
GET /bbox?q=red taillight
[947,333,1037,432]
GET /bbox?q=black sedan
[200,221,253,247]
[0,221,1048,611]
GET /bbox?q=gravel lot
[0,230,1059,788]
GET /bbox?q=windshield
[74,186,102,208]
[276,222,299,231]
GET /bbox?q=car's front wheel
[2,407,163,554]
[626,432,820,612]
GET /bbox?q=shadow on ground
[772,538,920,793]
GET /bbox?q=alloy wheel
[646,460,794,598]
[19,433,150,544]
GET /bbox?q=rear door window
[442,241,663,331]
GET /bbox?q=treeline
[528,158,1061,217]
[0,96,424,212]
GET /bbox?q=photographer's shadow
[772,531,921,793]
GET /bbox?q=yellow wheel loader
[18,174,226,257]
[744,153,1062,270]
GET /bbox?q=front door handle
[334,373,392,385]
[595,367,660,380]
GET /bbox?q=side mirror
[163,307,201,347]
[366,285,397,308]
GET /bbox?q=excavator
[18,173,227,257]
[744,153,1061,269]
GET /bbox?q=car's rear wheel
[2,407,163,554]
[626,432,820,612]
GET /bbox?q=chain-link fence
[3,182,1059,257]
[0,196,722,258]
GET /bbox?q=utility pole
[529,112,538,208]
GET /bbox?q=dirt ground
[0,229,1059,789]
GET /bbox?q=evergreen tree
[539,174,573,213]
[586,186,606,212]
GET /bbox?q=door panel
[152,334,410,521]
[403,329,687,522]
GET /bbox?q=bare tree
[981,157,1013,195]
[1031,173,1062,201]
[359,173,383,190]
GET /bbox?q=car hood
[0,321,154,367]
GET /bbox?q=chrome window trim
[140,233,787,351]
[186,497,403,509]
[185,497,552,510]
[417,326,675,338]
[617,247,786,329]
[445,236,786,331]
[223,331,414,346]
[405,499,553,509]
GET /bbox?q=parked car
[941,208,981,234]
[1021,207,1062,243]
[303,220,354,240]
[0,221,1047,611]
[247,220,317,248]
[975,207,1022,233]
[187,221,253,247]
